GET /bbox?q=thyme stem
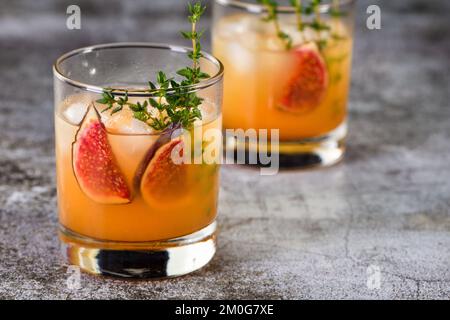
[96,2,209,131]
[294,0,303,31]
[191,21,198,70]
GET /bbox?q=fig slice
[140,137,188,207]
[72,105,131,204]
[133,122,182,191]
[278,43,328,114]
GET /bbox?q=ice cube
[275,18,332,48]
[224,41,256,71]
[102,108,154,135]
[215,14,250,39]
[215,15,264,71]
[63,101,89,125]
[277,21,318,48]
[302,28,319,43]
[198,100,218,124]
[263,35,287,51]
[124,118,155,135]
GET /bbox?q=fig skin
[133,122,183,191]
[72,105,131,205]
[139,138,186,205]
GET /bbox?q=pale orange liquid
[213,14,353,140]
[55,101,221,242]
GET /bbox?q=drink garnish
[140,138,189,207]
[133,122,181,191]
[72,105,131,204]
[96,2,210,131]
[257,0,293,49]
[278,43,328,113]
[257,0,344,51]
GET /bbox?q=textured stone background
[0,0,449,299]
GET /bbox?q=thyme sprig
[257,0,293,49]
[259,0,345,51]
[96,2,209,131]
[291,0,303,31]
[330,0,347,17]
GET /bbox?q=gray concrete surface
[0,0,449,299]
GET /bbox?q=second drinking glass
[213,0,355,167]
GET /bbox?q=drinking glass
[53,43,223,278]
[213,0,355,167]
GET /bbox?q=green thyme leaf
[96,2,210,131]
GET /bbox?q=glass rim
[214,0,356,13]
[53,42,225,97]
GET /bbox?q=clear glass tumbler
[53,43,223,278]
[213,0,356,167]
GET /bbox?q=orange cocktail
[53,42,223,278]
[213,0,355,167]
[55,96,221,242]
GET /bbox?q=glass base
[59,222,217,279]
[225,122,346,169]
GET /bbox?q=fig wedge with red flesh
[72,106,131,204]
[133,122,182,191]
[140,137,188,206]
[278,43,328,114]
